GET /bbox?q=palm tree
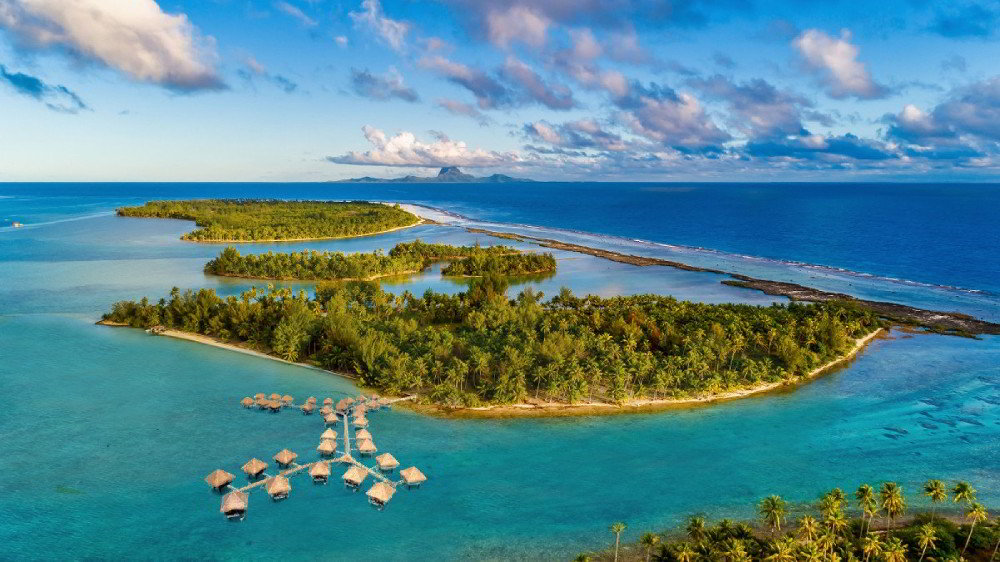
[798,515,820,542]
[764,537,796,562]
[962,502,988,556]
[722,539,749,562]
[879,482,905,530]
[861,534,882,562]
[798,541,824,562]
[639,532,660,562]
[610,522,626,562]
[856,484,877,536]
[686,516,707,543]
[916,523,937,562]
[953,481,977,505]
[827,510,849,539]
[923,479,948,516]
[758,495,788,533]
[674,542,697,562]
[882,537,907,562]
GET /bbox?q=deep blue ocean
[1,182,998,560]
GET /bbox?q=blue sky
[0,0,998,181]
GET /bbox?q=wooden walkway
[225,397,407,498]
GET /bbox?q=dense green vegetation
[102,277,882,407]
[441,252,557,276]
[583,479,998,561]
[203,240,532,280]
[117,199,419,241]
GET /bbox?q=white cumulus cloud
[793,28,885,99]
[0,0,223,90]
[329,125,523,167]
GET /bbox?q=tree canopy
[103,278,882,407]
[117,199,419,241]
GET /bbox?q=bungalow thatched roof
[268,400,282,410]
[205,469,235,489]
[240,397,254,407]
[323,413,338,424]
[366,481,395,504]
[319,406,333,416]
[241,458,268,476]
[345,397,355,405]
[357,438,376,454]
[301,403,314,413]
[336,399,350,412]
[281,394,294,403]
[400,467,427,485]
[254,392,266,400]
[266,475,291,496]
[321,428,338,440]
[353,417,369,428]
[273,449,297,465]
[342,466,367,486]
[317,439,336,455]
[306,396,317,404]
[355,428,372,440]
[376,453,399,470]
[323,397,333,406]
[220,490,248,513]
[309,461,331,478]
[269,393,281,400]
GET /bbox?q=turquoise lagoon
[0,186,998,560]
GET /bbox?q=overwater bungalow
[323,413,338,425]
[321,428,338,440]
[345,397,355,405]
[316,439,337,456]
[256,399,270,410]
[319,405,333,416]
[301,402,314,414]
[353,416,369,428]
[266,475,291,500]
[335,398,350,415]
[375,453,399,472]
[323,397,333,406]
[240,397,254,408]
[204,469,235,490]
[273,449,297,467]
[354,404,367,416]
[400,467,427,489]
[254,392,266,400]
[356,438,376,456]
[355,428,372,440]
[342,466,367,489]
[220,490,248,520]
[306,396,317,405]
[309,461,331,484]
[241,458,268,479]
[269,393,281,401]
[366,481,395,509]
[281,394,294,404]
[268,400,282,412]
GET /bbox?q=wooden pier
[212,393,423,518]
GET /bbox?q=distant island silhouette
[335,166,533,183]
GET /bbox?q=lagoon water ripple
[0,184,998,560]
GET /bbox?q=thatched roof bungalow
[269,393,281,401]
[319,405,333,416]
[306,396,317,404]
[309,461,331,483]
[205,469,235,490]
[356,438,376,456]
[376,453,399,472]
[400,467,427,488]
[323,397,333,406]
[220,490,248,519]
[342,466,367,488]
[273,449,297,467]
[254,392,266,400]
[301,402,314,414]
[321,428,338,440]
[266,475,291,500]
[241,458,268,478]
[281,394,294,404]
[316,439,337,456]
[353,416,368,428]
[355,428,372,440]
[323,413,338,425]
[366,481,395,508]
[240,397,254,408]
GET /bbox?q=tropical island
[100,277,883,411]
[335,166,533,183]
[582,479,997,562]
[202,240,556,281]
[116,199,421,242]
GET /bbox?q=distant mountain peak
[335,166,533,184]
